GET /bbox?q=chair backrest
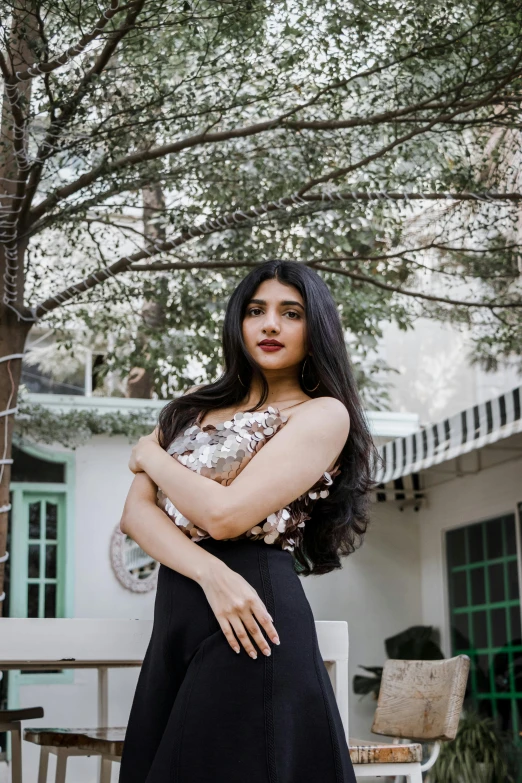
[371,655,470,742]
[315,620,349,739]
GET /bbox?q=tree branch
[23,89,475,223]
[22,166,189,239]
[297,61,522,195]
[19,0,147,228]
[308,262,522,309]
[0,50,30,170]
[25,16,513,226]
[29,189,522,319]
[8,1,135,82]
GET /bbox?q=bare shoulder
[289,396,350,435]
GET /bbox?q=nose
[262,316,280,334]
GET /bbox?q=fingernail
[264,649,271,656]
[234,647,240,654]
[272,637,280,645]
[249,651,257,659]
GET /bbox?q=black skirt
[118,537,356,783]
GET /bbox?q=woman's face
[242,278,308,372]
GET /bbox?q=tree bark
[0,305,31,616]
[0,2,39,611]
[125,183,166,398]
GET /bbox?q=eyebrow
[248,298,305,310]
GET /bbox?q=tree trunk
[125,183,167,398]
[0,304,31,616]
[0,3,39,613]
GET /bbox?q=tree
[1,0,522,611]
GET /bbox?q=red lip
[258,340,284,347]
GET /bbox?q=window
[19,493,66,619]
[446,512,522,746]
[11,444,65,483]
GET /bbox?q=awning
[375,385,522,486]
[373,472,425,510]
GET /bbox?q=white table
[0,617,349,782]
[0,619,151,729]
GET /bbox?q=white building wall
[73,435,155,621]
[13,433,423,780]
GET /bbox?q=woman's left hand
[129,427,160,474]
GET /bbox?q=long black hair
[158,259,381,576]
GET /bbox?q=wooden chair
[0,708,44,783]
[352,655,470,782]
[23,728,124,783]
[0,617,348,782]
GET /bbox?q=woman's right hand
[199,561,280,659]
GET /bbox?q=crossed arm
[128,396,350,540]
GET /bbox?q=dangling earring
[301,355,320,392]
[238,372,247,387]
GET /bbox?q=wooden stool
[352,654,470,782]
[0,708,44,783]
[23,727,125,783]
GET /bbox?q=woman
[118,259,378,783]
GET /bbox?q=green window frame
[446,509,522,749]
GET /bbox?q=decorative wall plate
[110,523,159,593]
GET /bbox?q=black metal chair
[0,708,44,783]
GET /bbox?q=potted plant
[428,709,514,783]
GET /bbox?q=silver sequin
[156,406,342,552]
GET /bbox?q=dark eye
[286,311,301,319]
[247,307,262,316]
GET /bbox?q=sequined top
[156,403,342,552]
